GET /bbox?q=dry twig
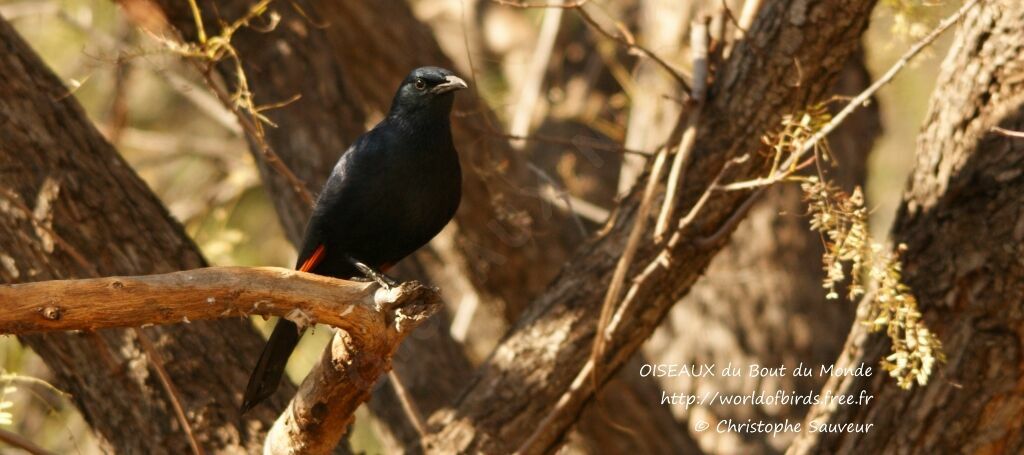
[719,0,982,192]
[993,126,1024,138]
[508,0,565,150]
[492,0,692,94]
[0,428,57,455]
[654,19,710,241]
[134,329,205,455]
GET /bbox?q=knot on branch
[39,306,62,321]
[373,281,443,333]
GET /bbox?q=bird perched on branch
[241,66,467,413]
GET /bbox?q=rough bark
[422,1,879,453]
[789,2,1024,453]
[262,281,442,455]
[0,15,289,453]
[644,50,878,453]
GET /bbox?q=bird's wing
[293,132,390,271]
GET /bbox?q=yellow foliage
[801,177,943,389]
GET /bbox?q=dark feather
[241,66,465,412]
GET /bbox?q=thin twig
[147,0,313,206]
[590,147,669,380]
[186,0,208,44]
[0,428,57,455]
[460,121,655,156]
[492,0,588,9]
[492,0,692,94]
[992,126,1024,138]
[0,374,69,399]
[654,20,709,241]
[719,0,982,192]
[195,65,314,207]
[508,0,565,150]
[135,329,205,455]
[51,5,242,135]
[527,163,590,236]
[719,0,749,38]
[574,6,691,94]
[694,186,765,248]
[387,370,427,439]
[654,111,699,241]
[737,0,762,33]
[677,154,750,232]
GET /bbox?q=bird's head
[389,66,468,119]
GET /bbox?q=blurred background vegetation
[0,0,954,452]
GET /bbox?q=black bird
[241,66,466,413]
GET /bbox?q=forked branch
[0,267,441,454]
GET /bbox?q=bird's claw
[351,259,399,290]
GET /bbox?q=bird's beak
[433,75,468,94]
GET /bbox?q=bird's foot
[350,259,399,290]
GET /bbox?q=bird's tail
[240,319,301,413]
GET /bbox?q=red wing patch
[299,245,326,273]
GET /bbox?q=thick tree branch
[262,285,439,455]
[423,1,879,452]
[0,268,440,336]
[0,266,441,454]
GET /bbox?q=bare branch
[508,0,565,150]
[654,19,710,241]
[591,147,668,369]
[263,283,441,454]
[0,267,440,453]
[492,0,692,94]
[992,126,1024,138]
[0,267,440,335]
[0,428,57,455]
[134,329,205,455]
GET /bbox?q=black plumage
[241,66,466,413]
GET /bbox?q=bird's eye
[414,78,427,91]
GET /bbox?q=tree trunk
[789,1,1024,453]
[422,0,879,452]
[0,16,289,453]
